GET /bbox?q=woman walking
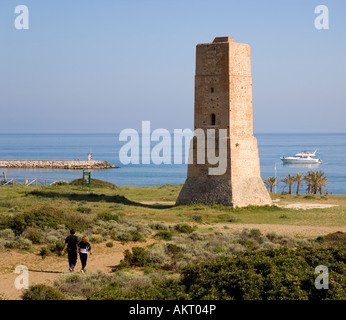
[78,236,92,273]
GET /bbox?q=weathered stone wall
[0,160,117,170]
[175,177,232,206]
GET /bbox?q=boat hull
[280,157,321,164]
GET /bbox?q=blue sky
[0,0,345,133]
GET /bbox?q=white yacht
[280,150,322,165]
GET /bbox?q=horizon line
[0,132,346,135]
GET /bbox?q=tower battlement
[212,36,234,43]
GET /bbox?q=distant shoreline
[0,159,117,170]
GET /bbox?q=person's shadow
[28,269,63,274]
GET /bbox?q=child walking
[78,236,92,273]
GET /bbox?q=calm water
[0,133,345,194]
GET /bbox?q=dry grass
[1,184,345,232]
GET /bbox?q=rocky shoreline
[0,160,117,170]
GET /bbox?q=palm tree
[282,174,296,195]
[294,173,304,195]
[264,176,279,193]
[304,171,315,194]
[304,171,328,194]
[315,171,328,194]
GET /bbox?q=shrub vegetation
[22,284,65,300]
[88,246,345,300]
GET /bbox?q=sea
[0,133,345,194]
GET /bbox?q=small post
[3,172,7,184]
[82,169,91,192]
[274,162,277,194]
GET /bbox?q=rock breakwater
[0,160,117,170]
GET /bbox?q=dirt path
[140,201,340,210]
[213,223,346,237]
[280,203,339,210]
[0,240,153,300]
[1,220,345,300]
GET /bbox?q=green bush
[174,224,195,234]
[165,243,183,257]
[77,206,92,214]
[36,243,62,259]
[89,234,103,243]
[237,239,257,249]
[116,247,148,270]
[213,246,226,253]
[153,230,173,241]
[53,180,68,186]
[0,210,64,235]
[22,284,65,300]
[0,205,92,236]
[69,178,117,189]
[106,241,114,248]
[6,237,32,250]
[180,246,346,300]
[49,242,64,255]
[112,223,148,243]
[22,227,43,244]
[317,231,346,246]
[131,231,145,242]
[88,279,189,300]
[39,247,49,259]
[149,222,169,230]
[115,232,132,242]
[0,229,15,241]
[143,266,154,274]
[0,229,32,250]
[192,215,203,223]
[54,270,115,298]
[97,212,119,222]
[127,247,148,267]
[248,229,262,238]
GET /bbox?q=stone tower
[176,37,272,207]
